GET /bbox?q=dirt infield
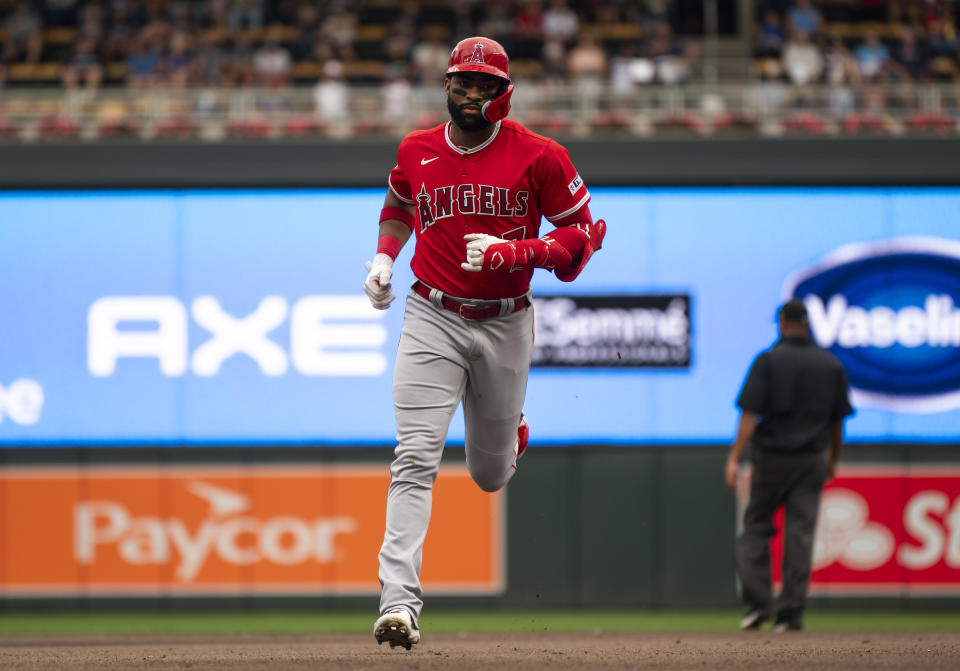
[1,631,958,670]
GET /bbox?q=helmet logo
[469,41,485,64]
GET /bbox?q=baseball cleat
[374,609,420,650]
[739,609,769,631]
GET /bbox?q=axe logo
[87,295,388,378]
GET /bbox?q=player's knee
[467,464,509,492]
[473,475,506,493]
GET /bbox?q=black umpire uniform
[725,299,854,632]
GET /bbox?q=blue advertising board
[1,187,958,445]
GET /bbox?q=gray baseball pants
[378,289,534,625]
[736,449,829,624]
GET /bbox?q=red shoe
[513,412,529,469]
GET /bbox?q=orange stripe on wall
[0,464,504,597]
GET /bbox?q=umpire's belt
[412,280,530,320]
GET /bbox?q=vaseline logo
[782,237,960,413]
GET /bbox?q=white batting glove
[364,253,395,309]
[461,233,509,272]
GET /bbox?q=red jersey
[388,119,591,300]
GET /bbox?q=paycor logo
[75,480,357,581]
[87,295,388,377]
[782,237,960,412]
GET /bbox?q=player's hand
[461,233,517,273]
[364,253,395,309]
[826,456,838,483]
[724,454,739,494]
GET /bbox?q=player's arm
[827,420,843,482]
[460,205,606,281]
[725,355,768,492]
[461,142,605,281]
[725,411,758,493]
[363,191,416,310]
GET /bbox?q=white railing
[0,82,958,141]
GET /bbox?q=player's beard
[447,96,491,132]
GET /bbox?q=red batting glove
[460,233,519,272]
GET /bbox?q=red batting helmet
[446,37,511,81]
[446,37,514,122]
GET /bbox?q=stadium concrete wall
[2,137,960,189]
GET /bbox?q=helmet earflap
[481,83,513,123]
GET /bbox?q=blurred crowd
[0,0,699,92]
[754,0,960,115]
[2,1,957,139]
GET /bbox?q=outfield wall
[2,444,959,610]
[2,138,959,610]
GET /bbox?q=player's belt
[412,280,530,320]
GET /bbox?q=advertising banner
[2,188,959,444]
[532,294,691,368]
[0,464,504,596]
[759,465,960,595]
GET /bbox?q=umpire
[725,298,854,633]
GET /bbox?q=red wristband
[377,234,403,260]
[380,206,415,231]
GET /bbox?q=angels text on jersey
[416,183,530,232]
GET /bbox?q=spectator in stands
[542,0,578,47]
[140,1,173,49]
[290,1,321,60]
[2,1,44,65]
[926,16,960,81]
[313,59,349,122]
[645,20,698,85]
[320,0,358,55]
[449,0,481,39]
[382,20,414,67]
[103,2,140,63]
[162,30,193,88]
[610,42,640,99]
[478,0,516,53]
[567,32,607,94]
[754,56,788,114]
[512,0,545,60]
[786,0,822,39]
[782,29,822,91]
[380,62,412,125]
[823,37,860,116]
[411,37,449,86]
[755,9,785,59]
[641,0,674,31]
[191,27,228,86]
[61,34,103,91]
[222,29,256,86]
[79,0,106,42]
[252,34,292,88]
[891,23,928,81]
[125,32,161,89]
[854,29,892,82]
[206,0,230,31]
[226,0,264,31]
[541,37,568,84]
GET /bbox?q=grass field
[0,610,957,636]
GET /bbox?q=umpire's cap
[777,298,809,324]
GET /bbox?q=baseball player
[364,36,606,650]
